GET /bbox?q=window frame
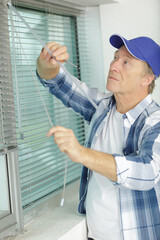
[0,151,23,239]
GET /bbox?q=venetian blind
[0,1,17,154]
[7,1,90,210]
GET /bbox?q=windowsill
[0,210,10,219]
[9,180,87,240]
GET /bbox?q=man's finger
[56,52,69,62]
[42,41,57,57]
[44,44,61,61]
[46,126,69,137]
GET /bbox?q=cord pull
[60,198,64,207]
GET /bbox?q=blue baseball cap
[109,34,160,78]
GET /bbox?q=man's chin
[106,84,114,93]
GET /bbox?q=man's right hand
[36,42,69,80]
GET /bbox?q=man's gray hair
[145,63,156,94]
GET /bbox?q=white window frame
[0,150,23,239]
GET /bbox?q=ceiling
[61,0,118,7]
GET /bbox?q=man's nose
[110,59,120,72]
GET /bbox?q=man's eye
[124,60,129,64]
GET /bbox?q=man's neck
[114,92,149,114]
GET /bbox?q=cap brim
[110,34,125,49]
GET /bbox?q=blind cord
[8,3,68,206]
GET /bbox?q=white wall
[84,7,105,92]
[99,0,160,104]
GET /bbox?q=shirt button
[95,132,98,137]
[124,150,127,156]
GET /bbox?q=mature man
[37,34,160,240]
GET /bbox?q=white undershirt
[86,105,124,240]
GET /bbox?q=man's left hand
[47,126,84,163]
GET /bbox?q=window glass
[0,155,10,218]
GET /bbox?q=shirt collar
[123,94,153,125]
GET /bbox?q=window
[0,0,92,237]
[9,6,86,210]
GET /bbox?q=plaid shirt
[38,68,160,240]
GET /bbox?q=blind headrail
[10,0,85,16]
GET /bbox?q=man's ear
[141,74,155,87]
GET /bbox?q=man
[36,34,160,240]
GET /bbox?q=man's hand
[47,126,84,163]
[47,126,117,182]
[36,42,69,80]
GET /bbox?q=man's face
[106,46,147,96]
